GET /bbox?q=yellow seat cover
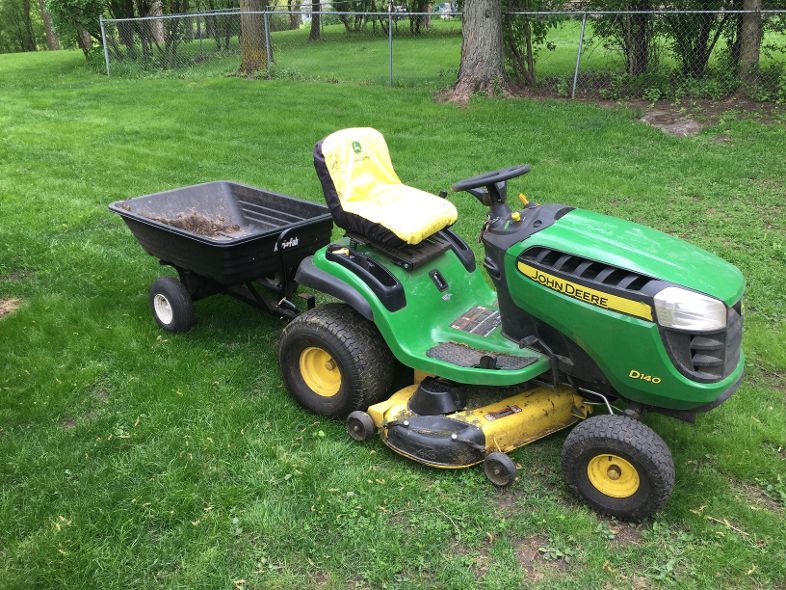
[321,128,458,245]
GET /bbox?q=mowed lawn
[1,50,785,590]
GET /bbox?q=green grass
[1,49,785,589]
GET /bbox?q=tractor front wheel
[561,414,675,521]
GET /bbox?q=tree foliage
[0,0,46,52]
[503,0,566,86]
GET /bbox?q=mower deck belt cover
[315,127,458,247]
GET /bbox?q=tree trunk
[288,0,301,29]
[77,30,93,55]
[738,0,762,87]
[624,0,650,76]
[38,0,60,50]
[309,0,320,41]
[21,0,37,51]
[240,0,269,76]
[150,1,165,45]
[444,0,510,102]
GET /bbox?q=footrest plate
[426,342,537,370]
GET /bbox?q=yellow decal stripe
[517,262,653,321]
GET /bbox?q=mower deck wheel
[561,414,675,521]
[346,411,376,442]
[278,303,394,418]
[149,277,194,333]
[484,452,517,487]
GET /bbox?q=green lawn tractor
[280,128,744,521]
[113,127,744,521]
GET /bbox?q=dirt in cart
[148,209,242,238]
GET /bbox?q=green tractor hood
[523,209,744,305]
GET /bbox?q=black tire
[346,411,376,442]
[149,277,194,333]
[561,415,675,521]
[278,303,394,418]
[484,452,517,487]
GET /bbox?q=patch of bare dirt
[731,479,784,513]
[514,534,569,582]
[0,269,33,282]
[61,418,77,430]
[610,522,644,545]
[309,570,331,588]
[493,486,525,513]
[513,88,785,124]
[640,109,703,137]
[0,298,21,318]
[147,209,241,238]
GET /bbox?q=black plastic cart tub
[109,181,333,286]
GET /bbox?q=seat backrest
[314,127,457,248]
[314,127,401,208]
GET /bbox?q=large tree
[0,0,39,52]
[46,0,104,56]
[444,0,511,101]
[738,0,763,86]
[38,0,60,49]
[240,0,270,76]
[308,0,319,40]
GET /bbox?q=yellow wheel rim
[587,454,640,498]
[299,347,341,397]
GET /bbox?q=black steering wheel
[451,164,531,193]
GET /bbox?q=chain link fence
[99,9,462,87]
[505,10,786,101]
[100,9,786,100]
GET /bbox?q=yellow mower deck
[367,383,592,469]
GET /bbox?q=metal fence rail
[99,9,786,101]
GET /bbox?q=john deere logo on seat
[352,141,362,154]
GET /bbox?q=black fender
[295,256,374,321]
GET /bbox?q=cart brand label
[517,262,653,321]
[484,405,522,421]
[274,236,300,251]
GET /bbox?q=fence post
[197,14,203,58]
[264,11,273,70]
[571,12,587,99]
[388,2,393,87]
[100,15,111,76]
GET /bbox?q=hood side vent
[521,247,654,294]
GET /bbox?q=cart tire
[561,415,674,521]
[484,452,517,487]
[278,303,394,418]
[149,277,194,333]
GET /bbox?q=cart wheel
[346,411,376,442]
[149,277,194,333]
[484,452,517,487]
[561,415,675,521]
[278,303,394,418]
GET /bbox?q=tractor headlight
[654,287,726,332]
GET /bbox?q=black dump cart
[109,181,333,331]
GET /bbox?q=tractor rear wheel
[561,414,674,521]
[278,303,394,418]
